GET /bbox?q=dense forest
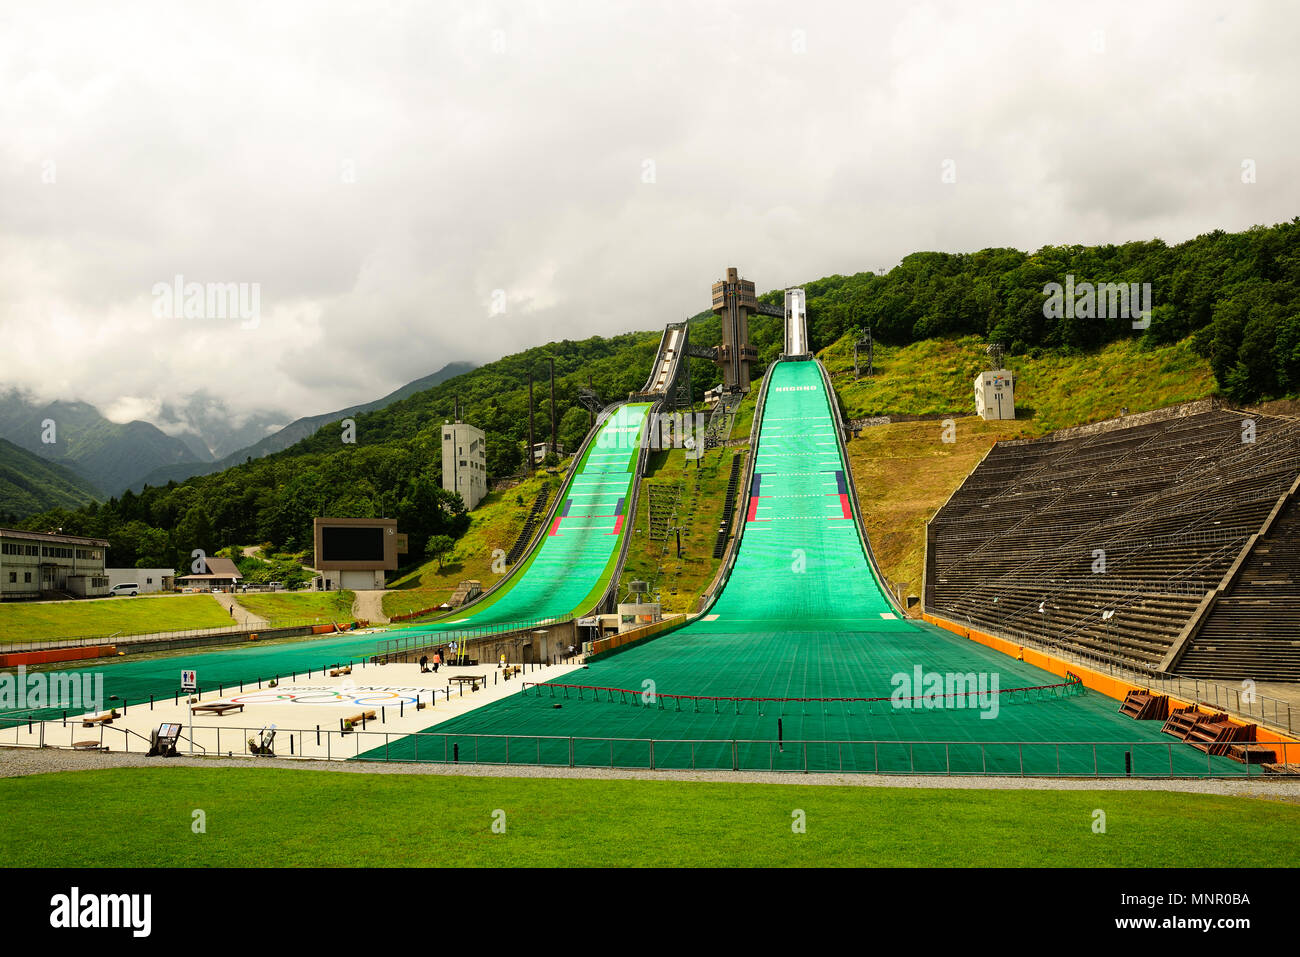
[798,218,1300,403]
[18,218,1298,572]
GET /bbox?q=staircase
[505,487,552,566]
[448,580,482,607]
[713,452,745,559]
[647,484,682,542]
[704,393,744,450]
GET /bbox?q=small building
[107,568,175,594]
[0,527,110,600]
[532,440,564,465]
[312,517,405,591]
[177,556,243,592]
[974,369,1016,421]
[442,420,487,511]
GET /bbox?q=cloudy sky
[2,0,1296,429]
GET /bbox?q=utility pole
[549,357,557,459]
[527,371,534,474]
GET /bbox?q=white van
[109,583,139,597]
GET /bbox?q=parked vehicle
[109,583,139,597]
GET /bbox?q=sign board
[180,670,197,692]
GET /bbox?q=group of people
[418,651,445,674]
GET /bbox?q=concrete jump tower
[711,267,763,393]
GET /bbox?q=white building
[441,420,487,511]
[532,440,564,465]
[0,527,110,600]
[974,369,1016,421]
[107,568,175,593]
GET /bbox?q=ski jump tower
[710,267,766,393]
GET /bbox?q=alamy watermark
[152,274,261,328]
[1,666,103,713]
[891,666,1001,720]
[1043,275,1152,329]
[597,411,706,459]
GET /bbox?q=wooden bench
[81,713,115,727]
[72,740,108,751]
[329,667,353,677]
[191,702,245,716]
[503,665,522,679]
[344,710,377,726]
[449,675,487,692]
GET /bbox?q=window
[25,545,37,556]
[24,572,31,583]
[147,578,153,584]
[7,572,14,583]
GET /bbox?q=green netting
[377,362,1242,775]
[388,402,651,631]
[4,404,651,721]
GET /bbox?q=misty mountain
[0,436,106,519]
[0,391,206,497]
[153,392,289,460]
[129,361,477,490]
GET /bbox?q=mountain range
[0,361,475,512]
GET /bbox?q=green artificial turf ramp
[1,403,651,723]
[403,401,652,629]
[380,361,1243,775]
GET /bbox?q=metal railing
[0,617,362,654]
[372,615,573,663]
[938,612,1297,734]
[4,721,1294,778]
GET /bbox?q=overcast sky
[2,0,1296,430]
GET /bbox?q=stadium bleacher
[1175,491,1300,681]
[926,403,1300,678]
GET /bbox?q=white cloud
[0,0,1295,422]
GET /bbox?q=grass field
[847,416,1024,601]
[382,468,561,618]
[618,444,745,615]
[0,767,1295,867]
[233,591,356,623]
[825,335,1218,603]
[821,335,1216,427]
[0,594,234,644]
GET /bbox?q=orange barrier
[0,645,118,667]
[588,616,683,660]
[922,612,1299,745]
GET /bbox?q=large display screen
[320,525,385,563]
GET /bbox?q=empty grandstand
[924,401,1300,680]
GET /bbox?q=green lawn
[821,334,1215,427]
[619,444,745,615]
[234,591,356,624]
[1,767,1295,867]
[383,468,562,618]
[0,594,234,644]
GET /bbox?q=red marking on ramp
[838,493,853,519]
[747,497,759,522]
[549,517,562,536]
[610,515,625,535]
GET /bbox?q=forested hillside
[18,219,1297,574]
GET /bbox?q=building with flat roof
[107,568,176,593]
[442,420,487,510]
[312,517,405,591]
[0,527,110,600]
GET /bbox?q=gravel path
[3,746,1298,800]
